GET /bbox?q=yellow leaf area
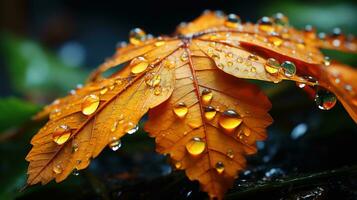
[27,10,357,200]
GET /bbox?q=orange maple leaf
[26,11,357,199]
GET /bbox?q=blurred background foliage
[0,0,356,199]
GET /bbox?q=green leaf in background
[0,97,39,132]
[0,97,40,200]
[0,33,89,98]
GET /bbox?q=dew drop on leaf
[257,16,274,33]
[247,54,258,61]
[175,161,182,169]
[145,74,161,87]
[108,138,122,151]
[280,61,296,77]
[81,94,100,116]
[226,149,234,159]
[130,57,149,74]
[315,89,337,110]
[52,125,72,145]
[265,58,280,75]
[173,102,188,119]
[215,162,225,174]
[180,52,188,61]
[224,14,241,28]
[53,164,62,174]
[204,106,217,121]
[268,35,283,47]
[72,169,79,176]
[129,28,146,45]
[154,41,165,47]
[154,86,162,95]
[201,89,213,105]
[323,56,331,66]
[100,87,108,95]
[272,13,289,26]
[127,125,139,135]
[219,109,242,132]
[186,137,206,156]
[72,143,79,153]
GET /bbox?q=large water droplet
[265,58,280,75]
[108,138,122,151]
[224,14,241,28]
[272,13,289,26]
[280,61,296,77]
[219,109,242,132]
[173,102,188,119]
[81,94,100,116]
[52,125,72,145]
[215,162,225,174]
[129,28,146,45]
[257,16,274,33]
[185,137,205,156]
[204,106,217,121]
[130,57,149,74]
[315,89,337,110]
[201,89,213,104]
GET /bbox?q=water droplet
[145,74,161,87]
[226,149,234,159]
[219,109,243,132]
[175,161,182,169]
[130,57,149,74]
[72,169,79,176]
[304,25,316,39]
[248,54,258,61]
[129,28,146,45]
[82,94,100,116]
[154,41,165,47]
[180,52,188,61]
[111,121,118,132]
[257,16,274,33]
[52,125,72,145]
[108,138,122,151]
[163,60,175,69]
[173,102,188,118]
[154,86,162,95]
[53,164,62,174]
[127,125,139,134]
[331,27,342,37]
[265,58,280,75]
[296,82,306,88]
[268,35,283,47]
[72,143,79,153]
[272,13,289,26]
[224,14,241,28]
[315,89,337,110]
[204,106,217,121]
[100,87,108,95]
[323,56,331,66]
[280,61,296,77]
[343,84,353,92]
[215,162,225,174]
[201,89,213,104]
[185,137,205,156]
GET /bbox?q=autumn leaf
[26,11,357,199]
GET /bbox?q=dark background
[0,0,357,199]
